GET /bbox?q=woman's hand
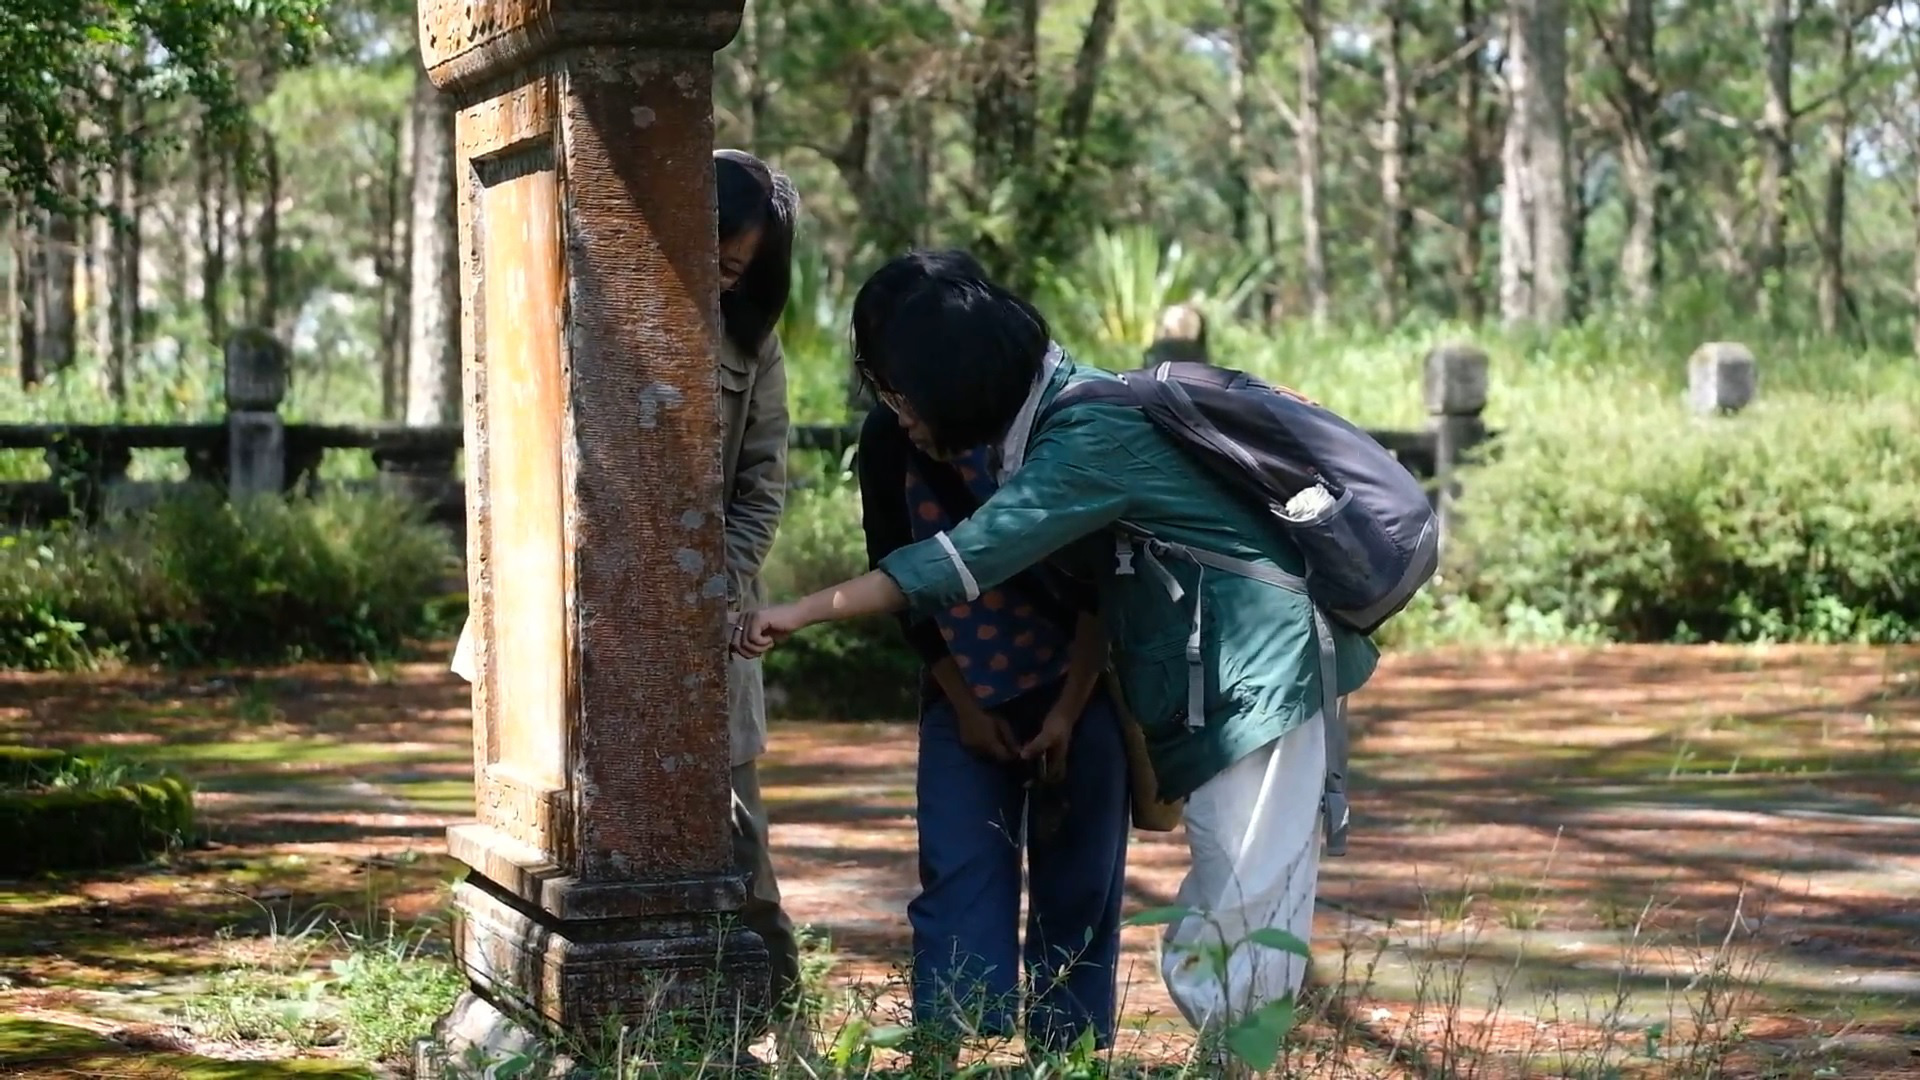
[1021,703,1080,783]
[956,701,1023,763]
[732,603,810,659]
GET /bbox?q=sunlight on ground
[1,645,1915,1075]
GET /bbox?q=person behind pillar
[711,148,805,1042]
[849,251,1130,1058]
[733,254,1377,1049]
[448,149,807,1043]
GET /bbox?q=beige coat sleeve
[724,334,789,602]
[450,615,476,683]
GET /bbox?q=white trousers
[1160,712,1327,1031]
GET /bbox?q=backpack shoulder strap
[1038,374,1144,425]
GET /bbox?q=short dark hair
[849,249,990,390]
[714,149,798,354]
[876,276,1052,455]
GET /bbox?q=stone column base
[429,874,771,1067]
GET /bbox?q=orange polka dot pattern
[903,447,1071,706]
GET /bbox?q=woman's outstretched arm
[733,570,906,657]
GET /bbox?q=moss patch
[0,1018,370,1078]
[0,748,195,876]
[0,746,70,785]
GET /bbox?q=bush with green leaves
[759,478,920,718]
[0,487,458,670]
[1448,391,1920,644]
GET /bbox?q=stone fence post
[1143,303,1210,366]
[1423,343,1489,549]
[1689,342,1757,415]
[224,329,290,499]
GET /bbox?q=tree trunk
[198,123,227,345]
[869,99,931,257]
[1456,0,1491,321]
[1299,0,1329,324]
[16,223,39,387]
[731,0,767,143]
[1616,0,1660,310]
[89,183,112,368]
[970,0,1040,276]
[1378,0,1412,326]
[1,219,15,384]
[1816,10,1853,335]
[1912,156,1920,358]
[1498,3,1535,325]
[380,111,411,422]
[1527,0,1572,326]
[234,128,254,326]
[258,130,283,336]
[1227,0,1256,248]
[1002,0,1119,288]
[1569,147,1595,320]
[1756,0,1795,322]
[108,94,144,405]
[406,64,463,428]
[1499,0,1570,327]
[32,202,79,380]
[973,0,1039,199]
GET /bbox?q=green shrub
[760,479,919,719]
[0,487,457,670]
[772,322,1920,664]
[0,749,194,875]
[1449,392,1920,644]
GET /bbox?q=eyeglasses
[856,362,913,417]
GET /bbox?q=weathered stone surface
[1421,342,1489,416]
[417,992,581,1079]
[419,0,745,93]
[417,0,762,1048]
[227,412,286,499]
[1688,341,1758,415]
[224,328,289,411]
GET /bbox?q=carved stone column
[414,0,761,1064]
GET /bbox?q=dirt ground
[1,645,1916,1077]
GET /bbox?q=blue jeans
[910,683,1131,1051]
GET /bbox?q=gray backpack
[1043,361,1441,855]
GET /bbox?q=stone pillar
[225,328,290,499]
[1423,342,1489,549]
[1688,341,1758,415]
[1143,302,1210,366]
[414,0,762,1066]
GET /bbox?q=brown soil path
[1,645,1915,1076]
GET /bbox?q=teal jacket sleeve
[877,410,1131,619]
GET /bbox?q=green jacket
[878,355,1378,800]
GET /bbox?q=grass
[182,904,465,1062]
[387,884,1783,1079]
[0,1017,374,1078]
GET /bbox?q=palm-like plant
[1050,226,1274,350]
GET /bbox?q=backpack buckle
[1114,535,1136,576]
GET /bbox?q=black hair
[848,249,990,391]
[714,149,798,355]
[874,275,1052,456]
